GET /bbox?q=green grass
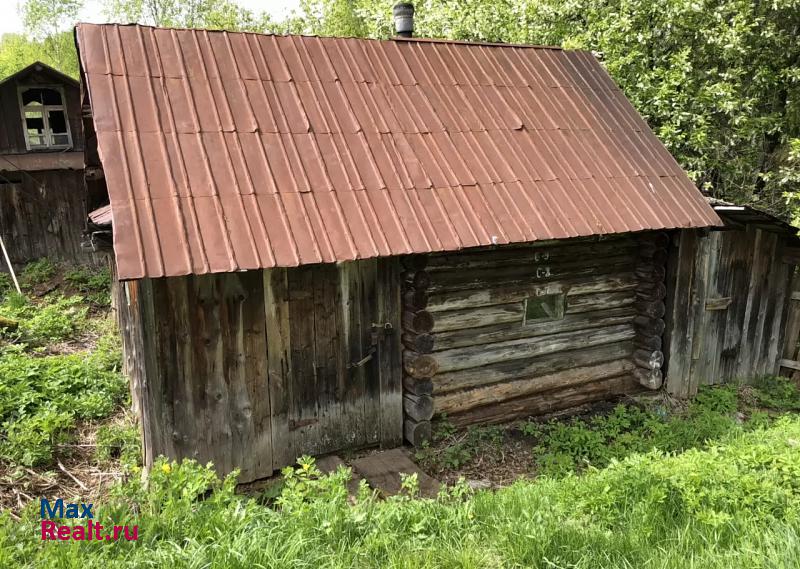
[2,418,800,568]
[0,261,125,467]
[416,380,800,477]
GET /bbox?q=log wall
[401,234,662,433]
[116,259,402,483]
[664,226,794,396]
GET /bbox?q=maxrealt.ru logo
[40,499,138,541]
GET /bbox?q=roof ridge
[74,22,564,51]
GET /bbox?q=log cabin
[0,62,90,265]
[75,21,794,483]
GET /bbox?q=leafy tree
[0,32,79,79]
[21,0,83,72]
[103,0,264,30]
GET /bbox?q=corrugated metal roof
[76,23,721,280]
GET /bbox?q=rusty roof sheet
[76,23,721,280]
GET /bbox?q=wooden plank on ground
[352,448,440,498]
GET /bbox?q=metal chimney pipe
[393,3,415,38]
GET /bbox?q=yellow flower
[161,463,172,474]
[302,463,310,471]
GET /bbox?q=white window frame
[17,84,73,151]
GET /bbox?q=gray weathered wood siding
[0,169,87,264]
[664,226,794,396]
[116,259,402,483]
[399,234,667,430]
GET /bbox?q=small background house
[76,23,796,484]
[0,62,93,265]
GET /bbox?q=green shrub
[19,258,55,288]
[0,273,11,298]
[0,343,127,467]
[64,265,112,306]
[752,376,800,411]
[0,294,88,345]
[520,385,752,477]
[95,422,141,468]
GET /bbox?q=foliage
[752,376,800,411]
[415,421,504,470]
[0,332,125,467]
[0,274,11,299]
[3,420,800,567]
[0,294,88,345]
[19,258,55,288]
[518,383,796,476]
[65,265,113,306]
[95,421,141,468]
[103,0,268,30]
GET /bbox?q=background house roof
[76,23,721,280]
[0,61,79,87]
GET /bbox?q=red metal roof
[76,23,721,280]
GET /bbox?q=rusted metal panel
[76,24,721,280]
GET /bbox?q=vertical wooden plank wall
[120,260,403,482]
[779,270,800,379]
[119,272,272,483]
[665,227,795,396]
[0,170,88,265]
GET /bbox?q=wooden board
[352,448,440,498]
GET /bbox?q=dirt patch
[0,411,134,516]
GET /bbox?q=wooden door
[265,259,402,469]
[665,228,793,397]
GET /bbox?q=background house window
[19,87,71,150]
[524,293,565,324]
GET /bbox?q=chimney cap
[393,3,415,38]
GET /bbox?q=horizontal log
[426,240,638,272]
[403,352,439,379]
[402,332,435,353]
[635,335,662,351]
[639,240,667,257]
[435,359,636,416]
[429,259,637,293]
[639,247,668,265]
[639,232,670,249]
[635,264,666,283]
[0,316,19,330]
[634,367,663,390]
[566,291,636,314]
[781,247,800,265]
[435,324,635,373]
[444,374,641,427]
[404,393,434,422]
[402,271,431,290]
[634,300,665,319]
[404,418,431,447]
[635,282,667,301]
[432,292,635,333]
[403,289,429,310]
[779,358,800,371]
[432,307,635,351]
[427,272,638,313]
[401,255,428,271]
[402,310,434,334]
[633,315,665,336]
[633,349,664,370]
[403,375,433,396]
[434,340,634,394]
